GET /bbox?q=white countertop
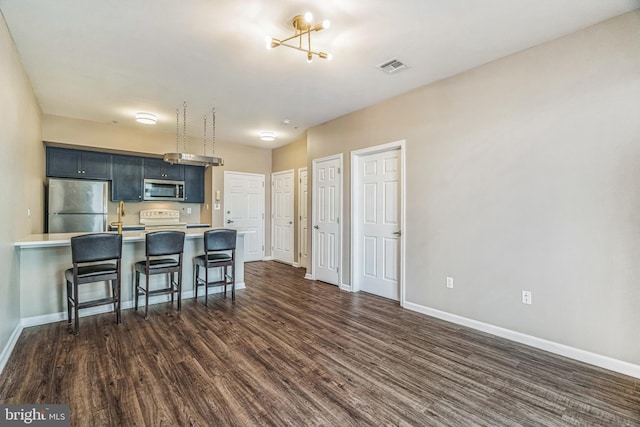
[15,227,250,248]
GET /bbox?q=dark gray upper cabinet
[184,165,205,203]
[111,154,143,202]
[46,146,111,180]
[46,146,205,203]
[143,158,184,181]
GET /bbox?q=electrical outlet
[522,290,532,305]
[446,277,454,288]
[187,207,192,214]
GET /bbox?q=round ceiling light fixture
[259,131,276,142]
[135,112,157,125]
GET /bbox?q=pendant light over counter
[163,102,224,168]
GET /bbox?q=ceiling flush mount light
[259,131,276,142]
[135,112,157,124]
[266,12,332,63]
[163,102,224,168]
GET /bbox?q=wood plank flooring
[1,261,639,426]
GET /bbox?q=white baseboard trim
[340,283,353,292]
[0,322,24,375]
[21,283,246,328]
[403,301,640,379]
[292,262,300,268]
[263,256,273,261]
[304,274,313,280]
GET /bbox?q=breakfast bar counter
[14,228,248,324]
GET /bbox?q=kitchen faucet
[110,201,125,234]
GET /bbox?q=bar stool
[65,233,123,335]
[134,231,185,319]
[194,229,237,306]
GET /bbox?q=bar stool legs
[133,231,185,320]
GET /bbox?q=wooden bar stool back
[134,231,185,319]
[194,229,237,305]
[65,233,123,335]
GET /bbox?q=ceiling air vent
[377,58,407,74]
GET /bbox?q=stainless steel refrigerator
[47,178,109,233]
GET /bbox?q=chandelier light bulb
[268,12,331,63]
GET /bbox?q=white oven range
[139,209,187,230]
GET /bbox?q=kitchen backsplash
[107,201,205,226]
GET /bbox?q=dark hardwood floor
[1,261,639,426]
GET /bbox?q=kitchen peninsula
[14,229,248,325]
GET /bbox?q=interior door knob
[313,225,319,229]
[226,219,234,224]
[393,230,402,236]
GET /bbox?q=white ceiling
[1,0,638,149]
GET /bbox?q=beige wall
[272,135,307,264]
[0,11,43,359]
[43,114,178,155]
[43,114,273,251]
[307,11,640,365]
[272,135,307,173]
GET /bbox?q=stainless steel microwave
[143,179,185,201]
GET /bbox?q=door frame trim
[298,167,308,270]
[271,169,295,265]
[350,140,406,306]
[311,153,343,286]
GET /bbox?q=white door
[272,170,294,264]
[298,167,309,270]
[312,155,342,286]
[354,147,402,300]
[224,171,265,262]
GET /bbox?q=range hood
[163,152,224,167]
[164,103,224,168]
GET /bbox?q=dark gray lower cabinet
[111,154,143,201]
[184,165,205,203]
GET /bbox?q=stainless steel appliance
[47,178,109,233]
[143,179,185,201]
[139,209,187,230]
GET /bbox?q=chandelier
[163,102,224,168]
[266,12,332,63]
